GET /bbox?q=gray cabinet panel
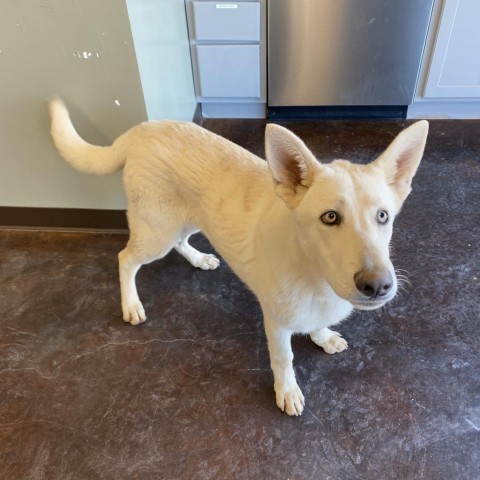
[195,45,260,97]
[192,1,260,41]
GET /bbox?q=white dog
[49,98,428,415]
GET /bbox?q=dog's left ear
[373,120,429,211]
[265,124,317,208]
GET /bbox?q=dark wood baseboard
[0,207,128,231]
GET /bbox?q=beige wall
[0,0,148,210]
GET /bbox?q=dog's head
[265,121,428,310]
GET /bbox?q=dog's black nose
[354,270,393,299]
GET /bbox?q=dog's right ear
[265,124,317,208]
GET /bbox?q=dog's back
[49,97,270,228]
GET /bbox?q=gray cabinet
[424,0,480,98]
[192,1,260,41]
[195,45,260,97]
[186,0,266,118]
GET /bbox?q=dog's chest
[294,292,353,333]
[267,282,353,334]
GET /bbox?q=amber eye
[377,210,389,225]
[321,211,340,226]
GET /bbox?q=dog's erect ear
[373,120,429,211]
[265,124,317,208]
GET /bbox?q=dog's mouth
[351,290,397,310]
[351,300,388,311]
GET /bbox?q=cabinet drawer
[195,45,260,97]
[192,1,260,41]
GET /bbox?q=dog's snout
[354,270,393,299]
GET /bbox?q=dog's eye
[321,211,340,226]
[377,210,389,225]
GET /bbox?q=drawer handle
[216,4,238,8]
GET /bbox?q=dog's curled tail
[49,97,127,175]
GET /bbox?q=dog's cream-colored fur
[49,98,428,415]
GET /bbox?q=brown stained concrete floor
[0,119,479,479]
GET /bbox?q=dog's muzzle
[352,269,395,309]
[354,269,393,299]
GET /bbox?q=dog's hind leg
[310,327,348,354]
[174,233,220,271]
[119,218,180,326]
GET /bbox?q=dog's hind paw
[123,301,146,326]
[310,328,348,354]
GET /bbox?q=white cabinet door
[424,0,480,98]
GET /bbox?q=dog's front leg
[264,318,304,416]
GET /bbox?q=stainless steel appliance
[268,0,434,113]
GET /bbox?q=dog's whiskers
[395,268,411,291]
[395,267,412,276]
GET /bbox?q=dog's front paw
[275,382,305,416]
[122,300,146,325]
[197,253,220,270]
[311,328,348,354]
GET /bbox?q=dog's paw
[321,334,348,354]
[196,254,220,271]
[275,383,305,416]
[311,329,348,354]
[122,301,146,326]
